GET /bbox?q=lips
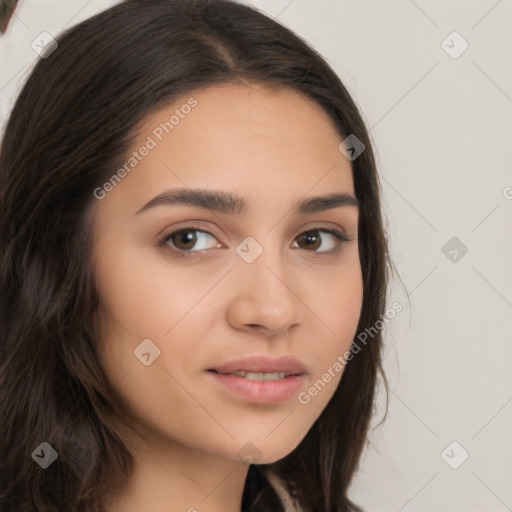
[207,354,307,377]
[206,354,307,404]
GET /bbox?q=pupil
[303,231,319,250]
[176,230,196,249]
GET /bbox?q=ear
[0,0,19,34]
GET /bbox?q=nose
[226,246,305,337]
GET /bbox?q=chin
[232,432,305,465]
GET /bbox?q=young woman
[0,1,390,510]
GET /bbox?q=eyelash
[156,225,350,258]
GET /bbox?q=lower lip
[206,371,305,404]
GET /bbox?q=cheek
[92,243,220,405]
[94,241,214,339]
[313,259,364,344]
[326,273,363,329]
[300,261,363,397]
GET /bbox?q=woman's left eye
[292,228,349,252]
[157,227,349,257]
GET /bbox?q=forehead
[98,82,355,214]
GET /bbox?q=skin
[91,82,363,512]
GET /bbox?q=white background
[1,1,511,511]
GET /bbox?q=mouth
[205,355,307,404]
[206,370,305,404]
[207,354,307,378]
[206,369,302,381]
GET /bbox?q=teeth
[232,371,286,380]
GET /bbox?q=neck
[104,433,249,512]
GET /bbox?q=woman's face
[92,83,363,464]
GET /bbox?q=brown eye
[293,228,348,253]
[169,229,198,250]
[160,228,220,254]
[296,231,322,250]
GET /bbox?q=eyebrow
[134,188,359,216]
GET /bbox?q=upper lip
[208,355,307,376]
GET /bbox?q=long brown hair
[0,1,389,510]
[0,0,18,33]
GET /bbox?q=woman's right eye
[157,228,221,257]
